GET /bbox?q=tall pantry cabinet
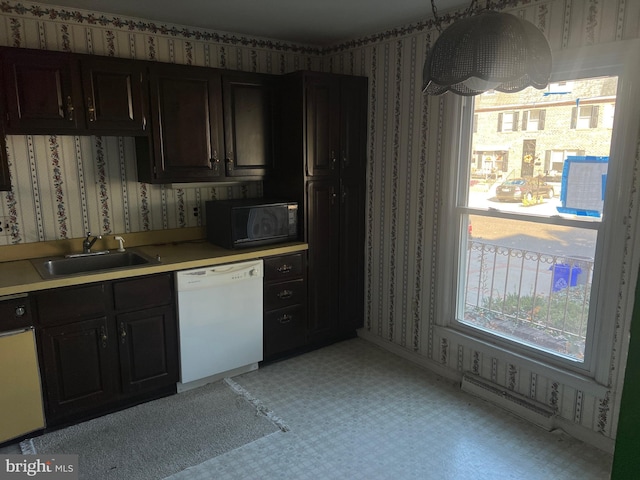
[265,71,367,347]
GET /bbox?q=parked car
[495,177,555,202]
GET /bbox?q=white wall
[1,0,639,451]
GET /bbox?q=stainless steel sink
[31,250,160,279]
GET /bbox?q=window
[522,109,546,131]
[460,79,614,364]
[438,42,640,378]
[548,81,574,93]
[548,150,582,173]
[571,105,599,129]
[498,112,518,132]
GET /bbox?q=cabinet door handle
[87,97,96,122]
[331,150,337,169]
[277,289,293,300]
[120,322,127,344]
[226,152,234,172]
[278,314,293,324]
[142,115,147,130]
[277,264,292,274]
[100,325,108,348]
[342,150,349,168]
[66,96,74,121]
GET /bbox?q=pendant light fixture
[422,0,552,96]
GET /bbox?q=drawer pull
[278,314,293,324]
[277,289,293,300]
[277,264,292,274]
[120,322,127,344]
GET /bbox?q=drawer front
[0,294,33,331]
[36,283,107,326]
[113,273,173,311]
[264,253,305,282]
[264,304,307,359]
[264,278,306,311]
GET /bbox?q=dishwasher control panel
[176,260,264,290]
[0,293,32,332]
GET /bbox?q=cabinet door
[80,57,148,134]
[306,179,340,342]
[339,176,365,334]
[305,75,340,177]
[39,316,116,425]
[145,64,224,182]
[339,76,368,179]
[117,306,178,395]
[2,49,84,133]
[222,73,275,178]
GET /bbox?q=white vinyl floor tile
[167,338,613,480]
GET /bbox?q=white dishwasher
[176,259,264,391]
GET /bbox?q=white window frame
[500,112,516,132]
[604,104,615,129]
[435,41,640,385]
[525,109,541,131]
[576,105,596,129]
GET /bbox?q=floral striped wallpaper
[2,0,640,451]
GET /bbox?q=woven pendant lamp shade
[422,10,552,96]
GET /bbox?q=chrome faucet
[82,233,102,254]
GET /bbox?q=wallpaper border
[0,0,551,55]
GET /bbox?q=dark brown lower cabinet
[117,306,177,395]
[263,253,307,361]
[39,316,116,422]
[36,273,178,427]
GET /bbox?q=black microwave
[205,199,299,249]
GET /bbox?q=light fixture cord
[430,0,480,33]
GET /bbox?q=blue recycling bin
[549,263,582,291]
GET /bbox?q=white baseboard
[460,373,555,430]
[356,330,615,453]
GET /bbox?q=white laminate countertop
[0,240,308,296]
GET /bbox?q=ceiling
[31,0,468,46]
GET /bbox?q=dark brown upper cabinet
[305,75,341,177]
[136,62,226,183]
[137,65,276,183]
[1,47,148,135]
[80,56,148,134]
[222,72,276,178]
[2,48,85,133]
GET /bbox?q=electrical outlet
[187,201,200,218]
[0,216,9,237]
